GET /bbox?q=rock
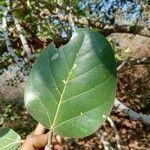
[108,33,150,59]
[0,64,26,104]
[0,82,24,104]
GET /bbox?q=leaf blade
[24,28,117,138]
[0,128,21,150]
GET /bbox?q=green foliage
[24,28,117,138]
[0,0,6,20]
[12,1,31,20]
[0,128,21,150]
[0,0,6,6]
[12,7,31,20]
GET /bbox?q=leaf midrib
[51,33,85,129]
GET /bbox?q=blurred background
[0,0,150,149]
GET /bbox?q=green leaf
[24,28,117,138]
[12,8,30,20]
[0,128,21,150]
[0,0,5,6]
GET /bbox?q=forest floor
[0,63,149,150]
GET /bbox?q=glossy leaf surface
[24,28,117,138]
[0,128,21,150]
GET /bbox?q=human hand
[21,134,62,150]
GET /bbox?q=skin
[21,134,63,150]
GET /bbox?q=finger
[21,138,35,150]
[33,123,46,135]
[21,134,63,150]
[31,134,48,148]
[21,134,48,150]
[55,135,62,143]
[54,144,63,150]
[53,135,63,150]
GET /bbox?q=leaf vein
[62,49,69,72]
[62,76,110,103]
[53,99,112,129]
[0,141,20,150]
[34,90,52,126]
[38,64,58,104]
[31,75,52,126]
[48,62,61,95]
[79,48,92,60]
[69,63,102,81]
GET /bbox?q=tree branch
[117,57,150,70]
[126,57,150,66]
[1,6,21,63]
[13,16,32,58]
[68,2,75,32]
[117,59,129,71]
[107,117,121,150]
[52,14,150,37]
[114,99,150,124]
